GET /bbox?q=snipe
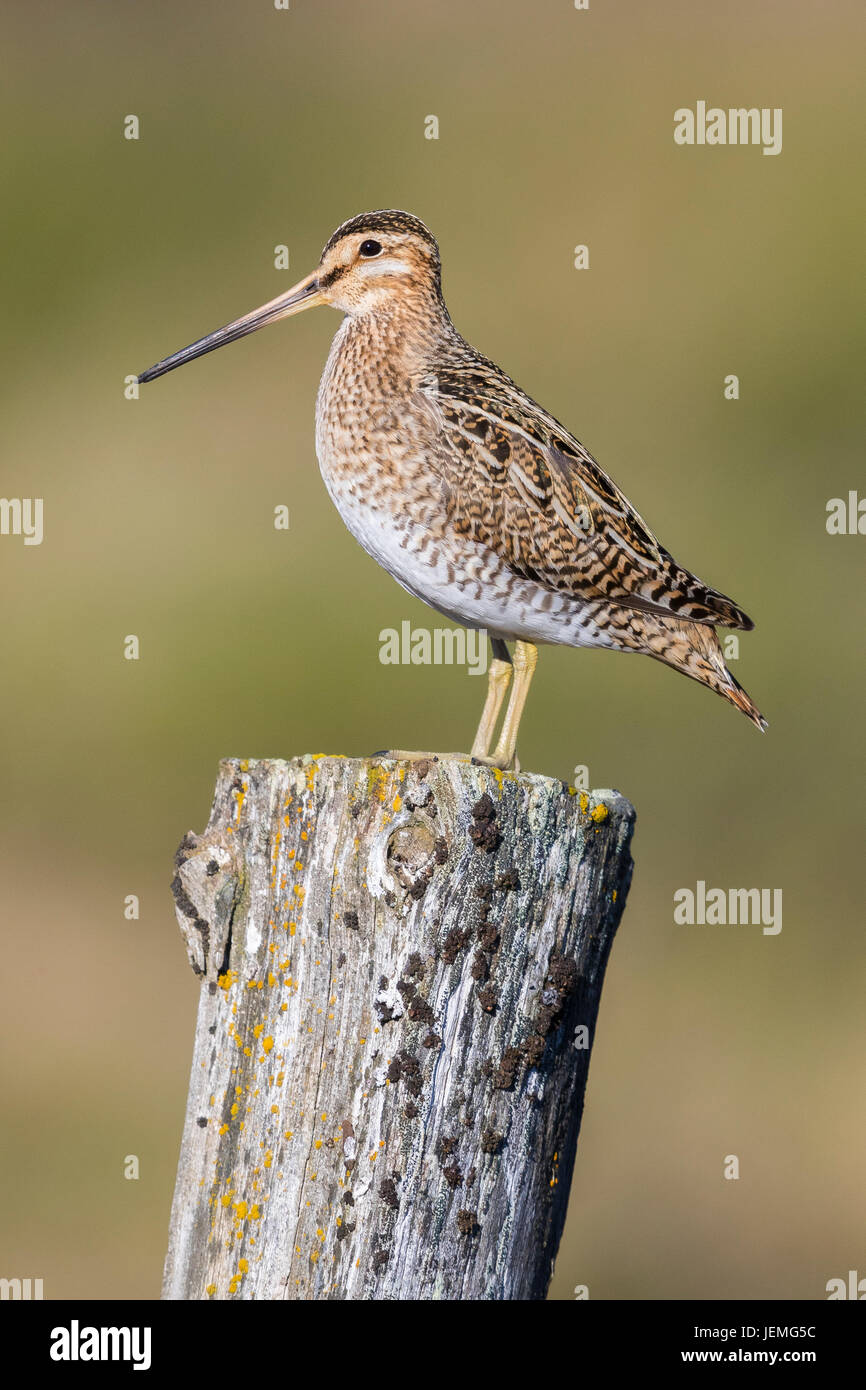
[139,209,765,767]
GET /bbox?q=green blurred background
[2,0,863,1300]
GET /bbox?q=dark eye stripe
[317,265,347,290]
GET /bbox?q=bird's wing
[420,364,754,631]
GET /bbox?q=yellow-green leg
[486,640,538,769]
[373,638,534,770]
[470,655,513,760]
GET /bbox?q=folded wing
[423,362,754,632]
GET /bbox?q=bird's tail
[594,605,767,730]
[664,619,767,730]
[648,616,767,730]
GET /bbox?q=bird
[138,209,765,768]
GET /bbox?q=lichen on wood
[162,754,634,1301]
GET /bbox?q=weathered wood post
[164,754,634,1300]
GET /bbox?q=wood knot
[171,831,242,979]
[369,815,448,906]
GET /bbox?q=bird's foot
[470,752,522,774]
[369,748,520,772]
[370,749,470,764]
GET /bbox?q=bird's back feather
[423,354,754,632]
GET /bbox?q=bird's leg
[374,642,525,769]
[470,638,513,761]
[469,660,513,759]
[486,640,538,770]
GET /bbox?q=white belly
[316,449,612,649]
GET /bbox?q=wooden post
[163,755,635,1300]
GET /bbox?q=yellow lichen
[367,766,388,803]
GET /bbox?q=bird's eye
[359,239,383,258]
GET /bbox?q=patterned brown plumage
[137,208,766,761]
[426,360,754,628]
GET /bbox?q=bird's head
[316,210,442,315]
[137,210,442,384]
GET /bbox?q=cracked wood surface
[163,754,635,1300]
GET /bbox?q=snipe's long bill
[138,209,766,767]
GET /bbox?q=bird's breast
[315,319,441,531]
[311,316,583,643]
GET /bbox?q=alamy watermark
[379,621,487,676]
[674,880,782,935]
[826,1269,866,1300]
[0,1276,43,1299]
[826,492,864,534]
[0,497,42,545]
[674,103,782,157]
[50,1321,151,1370]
